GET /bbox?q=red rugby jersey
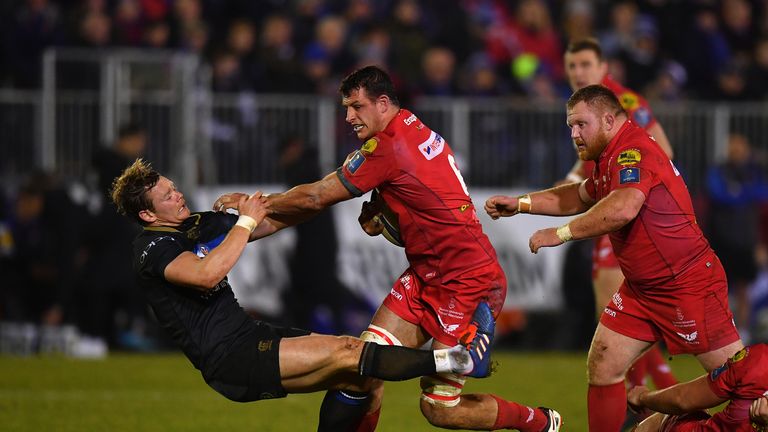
[707,344,768,431]
[337,109,499,284]
[584,120,712,288]
[580,75,658,178]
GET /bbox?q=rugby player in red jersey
[628,344,768,432]
[561,38,677,398]
[214,65,562,431]
[485,85,743,432]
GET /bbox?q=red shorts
[599,254,740,355]
[660,411,713,432]
[382,264,507,346]
[592,234,619,278]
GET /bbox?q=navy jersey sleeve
[138,235,186,281]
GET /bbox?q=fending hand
[484,195,519,220]
[213,192,249,212]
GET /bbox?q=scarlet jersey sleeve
[337,136,395,197]
[607,134,661,198]
[602,76,657,130]
[708,344,768,399]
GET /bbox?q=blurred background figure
[77,123,151,351]
[278,135,368,335]
[706,133,768,343]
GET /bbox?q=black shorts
[204,322,310,402]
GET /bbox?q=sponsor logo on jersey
[617,149,642,166]
[346,150,366,174]
[194,233,226,258]
[619,167,639,184]
[418,131,444,160]
[459,204,470,212]
[389,288,403,301]
[676,331,698,342]
[730,347,749,363]
[403,113,418,125]
[400,274,412,290]
[619,92,639,110]
[258,340,274,352]
[604,307,616,318]
[361,137,378,154]
[611,292,624,310]
[633,107,651,127]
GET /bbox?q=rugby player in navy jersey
[110,159,493,430]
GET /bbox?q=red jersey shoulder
[710,345,768,385]
[601,76,654,129]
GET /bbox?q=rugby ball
[371,188,404,247]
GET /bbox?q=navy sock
[317,389,370,432]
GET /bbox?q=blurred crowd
[3,0,768,102]
[2,0,768,356]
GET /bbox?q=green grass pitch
[0,351,706,431]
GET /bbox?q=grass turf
[0,351,705,431]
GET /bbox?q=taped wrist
[517,194,532,213]
[234,215,257,233]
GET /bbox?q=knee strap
[360,324,402,346]
[419,373,466,408]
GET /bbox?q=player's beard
[578,129,611,161]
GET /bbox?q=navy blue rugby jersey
[132,211,254,372]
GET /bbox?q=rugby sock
[625,354,648,388]
[588,382,626,432]
[317,389,370,432]
[358,342,437,380]
[645,345,677,389]
[351,406,381,432]
[490,394,548,431]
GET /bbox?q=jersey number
[448,154,469,196]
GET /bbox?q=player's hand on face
[484,195,518,219]
[627,386,650,413]
[213,193,249,212]
[358,200,384,236]
[238,191,268,225]
[529,227,563,253]
[750,395,768,427]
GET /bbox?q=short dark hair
[110,158,160,225]
[567,84,625,117]
[117,122,146,140]
[339,65,400,106]
[566,38,603,61]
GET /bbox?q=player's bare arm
[627,375,726,415]
[647,122,674,159]
[529,187,644,254]
[485,182,592,221]
[269,171,353,214]
[165,193,268,290]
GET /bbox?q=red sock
[645,345,677,389]
[491,394,547,432]
[625,353,648,388]
[588,382,626,432]
[352,406,381,432]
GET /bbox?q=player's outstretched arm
[627,375,726,415]
[166,193,267,290]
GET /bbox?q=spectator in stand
[224,19,262,90]
[720,0,758,63]
[561,0,594,46]
[6,0,63,88]
[681,6,731,99]
[414,46,458,97]
[388,0,430,85]
[745,38,768,99]
[311,15,354,78]
[618,15,663,93]
[258,13,304,93]
[706,133,768,343]
[714,60,749,101]
[598,0,639,59]
[113,0,144,46]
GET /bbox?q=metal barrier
[2,63,768,194]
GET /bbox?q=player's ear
[377,95,390,113]
[603,111,616,131]
[139,209,157,224]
